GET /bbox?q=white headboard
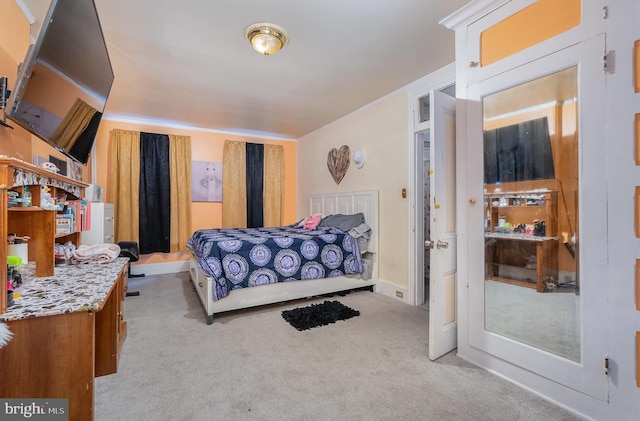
[309,190,378,254]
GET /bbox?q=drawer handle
[198,282,203,287]
[191,267,196,273]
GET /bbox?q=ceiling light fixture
[244,22,289,56]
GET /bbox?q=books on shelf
[56,199,91,234]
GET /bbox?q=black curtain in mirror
[68,111,102,165]
[246,142,264,228]
[139,132,171,253]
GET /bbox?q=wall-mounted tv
[6,0,113,165]
[483,116,555,184]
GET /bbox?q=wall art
[327,145,350,184]
[191,161,223,202]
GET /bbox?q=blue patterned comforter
[187,225,363,301]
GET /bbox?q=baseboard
[376,278,410,304]
[130,260,189,276]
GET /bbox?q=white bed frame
[189,190,379,324]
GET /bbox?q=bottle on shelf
[23,186,32,208]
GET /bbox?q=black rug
[281,300,360,331]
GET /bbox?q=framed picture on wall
[191,161,223,202]
[67,158,83,181]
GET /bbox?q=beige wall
[296,92,410,288]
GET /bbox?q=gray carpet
[485,280,580,361]
[95,273,582,421]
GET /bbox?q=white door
[466,36,608,400]
[428,90,457,360]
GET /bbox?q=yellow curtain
[108,129,140,244]
[49,98,97,151]
[222,140,247,228]
[263,144,284,227]
[169,134,192,251]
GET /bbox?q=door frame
[407,64,457,307]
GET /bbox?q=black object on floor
[118,241,144,296]
[281,300,360,331]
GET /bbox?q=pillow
[302,214,322,230]
[319,213,365,232]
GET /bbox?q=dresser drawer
[103,206,114,242]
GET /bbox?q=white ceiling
[23,0,470,139]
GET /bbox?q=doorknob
[436,239,449,249]
[424,240,434,249]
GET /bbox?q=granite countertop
[2,257,128,322]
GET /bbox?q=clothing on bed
[187,225,364,301]
[319,213,365,231]
[348,222,371,252]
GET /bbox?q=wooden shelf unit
[1,156,88,313]
[484,190,559,292]
[486,190,557,235]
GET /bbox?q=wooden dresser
[0,258,128,421]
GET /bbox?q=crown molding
[440,0,536,30]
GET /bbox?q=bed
[188,190,378,324]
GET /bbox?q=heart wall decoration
[327,145,351,184]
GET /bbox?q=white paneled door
[428,90,458,360]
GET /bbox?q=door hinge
[602,6,608,19]
[603,52,614,74]
[604,356,609,376]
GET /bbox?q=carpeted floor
[94,272,582,421]
[485,280,580,361]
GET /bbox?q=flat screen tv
[6,0,113,165]
[483,116,555,184]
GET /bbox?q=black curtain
[246,142,264,228]
[139,132,171,253]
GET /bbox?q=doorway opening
[418,131,431,308]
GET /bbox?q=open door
[428,90,457,360]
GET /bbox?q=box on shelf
[56,217,72,235]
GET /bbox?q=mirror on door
[482,66,580,362]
